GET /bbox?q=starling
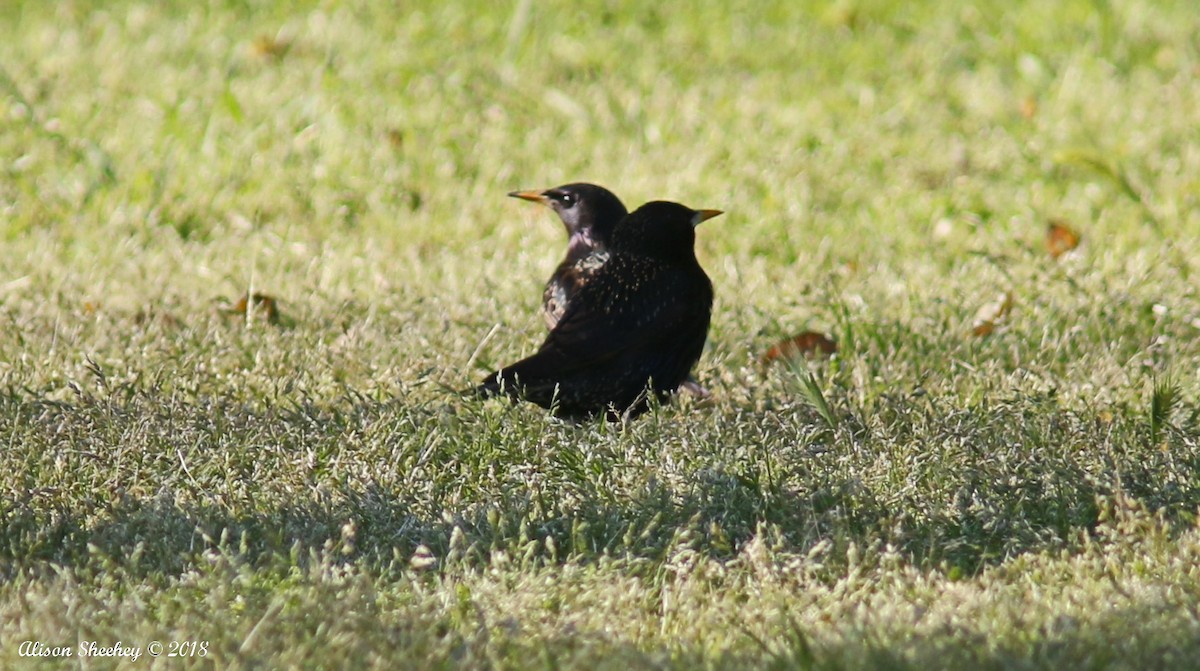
[510,183,712,400]
[507,183,627,329]
[479,201,721,420]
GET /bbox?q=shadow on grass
[1,385,1198,582]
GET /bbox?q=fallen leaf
[1019,96,1037,120]
[761,331,838,365]
[971,292,1014,337]
[222,292,281,325]
[1046,219,1081,259]
[972,320,996,337]
[250,34,292,60]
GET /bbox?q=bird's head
[610,201,722,262]
[508,183,627,247]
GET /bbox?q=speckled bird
[507,183,627,329]
[479,201,721,420]
[510,183,711,400]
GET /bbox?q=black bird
[479,201,721,420]
[510,183,712,400]
[507,183,627,329]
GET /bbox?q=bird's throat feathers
[567,230,601,258]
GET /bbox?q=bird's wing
[510,257,711,380]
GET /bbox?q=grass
[2,0,1200,668]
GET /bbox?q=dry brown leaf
[250,35,292,60]
[972,321,996,337]
[1019,96,1037,120]
[760,331,838,365]
[971,292,1014,337]
[1046,220,1081,259]
[223,292,281,325]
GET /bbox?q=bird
[509,183,712,400]
[507,183,627,329]
[479,201,721,420]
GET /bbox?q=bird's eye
[559,193,576,208]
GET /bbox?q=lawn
[2,0,1200,668]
